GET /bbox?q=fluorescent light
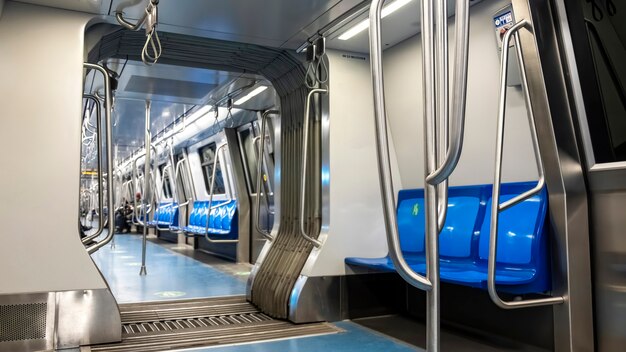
[338,0,413,41]
[234,86,268,106]
[190,105,213,119]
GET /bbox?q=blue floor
[90,235,422,352]
[91,234,246,303]
[180,321,421,352]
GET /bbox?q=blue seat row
[345,182,551,294]
[171,200,238,239]
[147,202,179,228]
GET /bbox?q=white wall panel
[0,2,107,293]
[303,50,402,277]
[383,0,538,189]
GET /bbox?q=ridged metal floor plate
[88,296,341,352]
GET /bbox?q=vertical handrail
[430,0,470,233]
[139,100,152,276]
[255,110,279,240]
[369,0,471,350]
[299,89,326,248]
[84,63,115,254]
[487,20,564,309]
[201,143,237,243]
[369,0,433,292]
[81,95,104,244]
[425,0,470,187]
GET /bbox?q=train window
[159,164,173,199]
[199,143,226,195]
[565,0,626,163]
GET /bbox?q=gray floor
[354,315,550,352]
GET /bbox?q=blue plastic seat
[147,202,179,228]
[345,182,551,294]
[182,200,238,239]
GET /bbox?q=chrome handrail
[155,165,175,231]
[139,100,152,275]
[369,0,433,292]
[84,63,115,254]
[426,0,470,187]
[254,110,279,240]
[487,20,564,309]
[369,0,473,350]
[81,94,104,244]
[430,0,470,233]
[200,143,237,243]
[299,89,326,248]
[170,156,191,232]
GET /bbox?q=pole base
[139,266,147,276]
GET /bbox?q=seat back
[478,184,548,266]
[188,200,238,234]
[396,186,482,258]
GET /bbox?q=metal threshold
[86,296,341,352]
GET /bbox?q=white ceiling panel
[109,0,346,48]
[14,0,110,14]
[326,0,484,53]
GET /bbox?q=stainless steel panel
[0,293,54,352]
[225,128,251,263]
[55,289,122,349]
[511,0,594,350]
[289,275,342,323]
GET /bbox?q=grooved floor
[87,296,341,352]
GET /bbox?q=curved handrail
[81,95,105,244]
[254,110,279,240]
[169,156,191,233]
[132,145,157,225]
[369,0,433,292]
[84,63,115,254]
[201,143,238,243]
[425,0,470,187]
[487,20,564,309]
[299,89,326,248]
[155,165,175,230]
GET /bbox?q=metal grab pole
[255,110,279,240]
[81,95,104,244]
[369,1,433,292]
[84,63,116,254]
[201,143,237,243]
[421,0,441,350]
[299,89,326,248]
[140,100,151,276]
[487,20,564,309]
[434,0,449,232]
[426,0,470,188]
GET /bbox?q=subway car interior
[0,0,625,351]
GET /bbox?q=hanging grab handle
[299,89,327,248]
[83,63,116,254]
[255,110,280,241]
[487,20,563,309]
